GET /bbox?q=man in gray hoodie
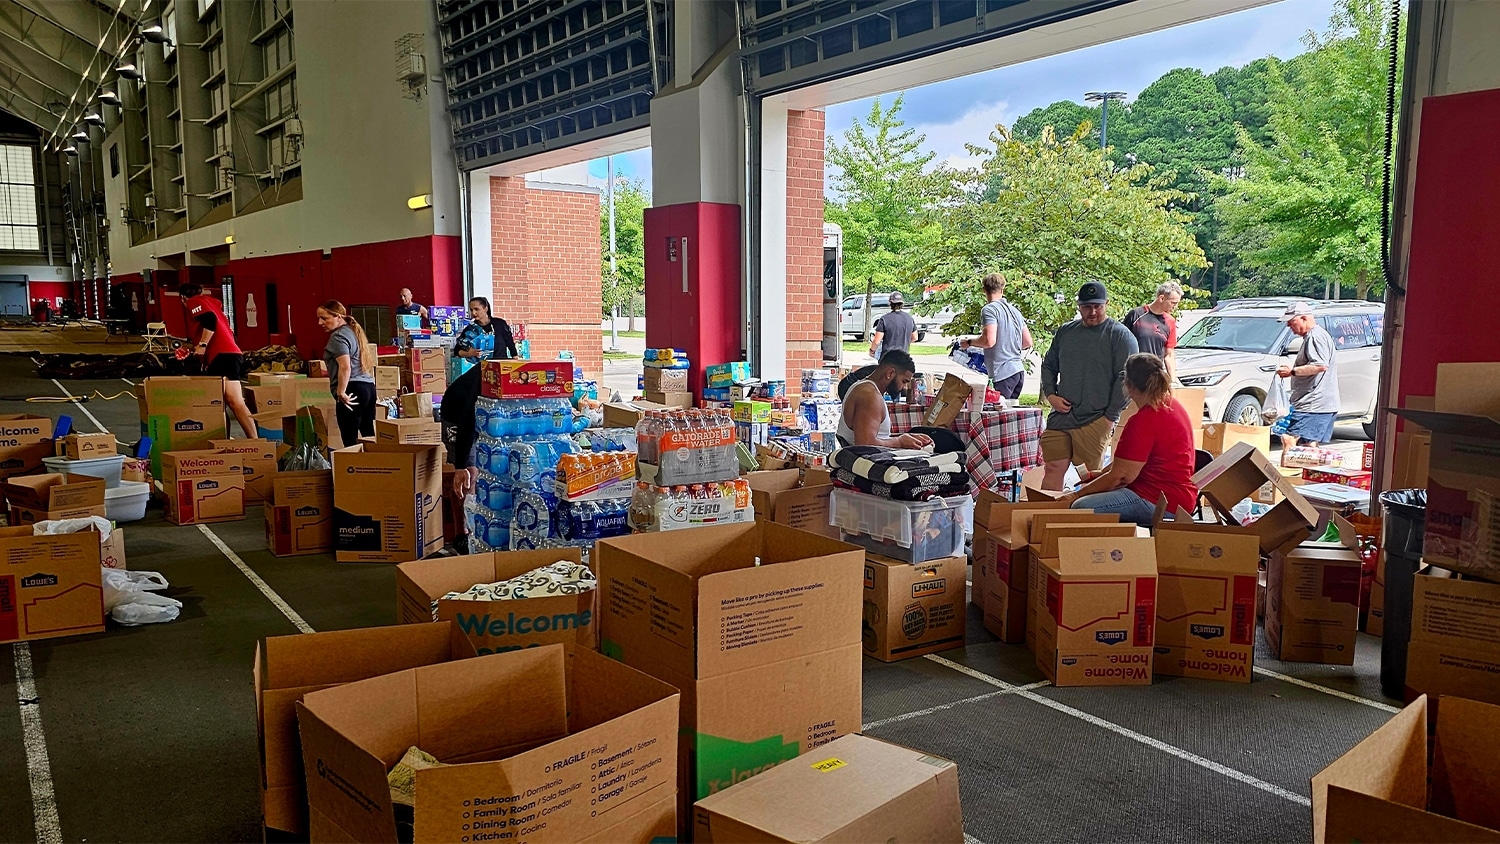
[1040,281,1139,489]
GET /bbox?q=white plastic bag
[34,516,112,541]
[102,568,181,625]
[1264,373,1290,423]
[111,592,182,626]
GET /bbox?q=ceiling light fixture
[117,61,142,80]
[84,112,105,127]
[140,22,171,44]
[64,145,79,156]
[72,128,90,142]
[98,89,121,106]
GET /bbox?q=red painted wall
[28,281,73,305]
[1398,89,1500,403]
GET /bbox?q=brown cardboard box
[56,432,116,460]
[1114,388,1205,450]
[596,522,864,835]
[308,359,329,379]
[396,547,597,655]
[374,417,442,446]
[1034,536,1157,686]
[923,374,973,429]
[296,645,679,844]
[404,368,448,394]
[99,527,127,571]
[0,413,54,478]
[1023,520,1135,652]
[693,734,963,843]
[331,442,443,563]
[283,404,339,451]
[644,390,694,409]
[264,470,334,557]
[1264,516,1361,664]
[374,366,402,397]
[1201,422,1272,458]
[1312,695,1500,844]
[644,367,689,394]
[603,401,670,428]
[245,383,290,416]
[1390,430,1431,490]
[254,622,478,833]
[162,451,245,525]
[208,438,279,503]
[1407,572,1500,706]
[247,372,303,387]
[1193,441,1320,554]
[399,392,434,420]
[975,505,1114,642]
[745,469,837,538]
[4,474,107,524]
[0,527,103,646]
[1152,516,1261,683]
[862,554,965,662]
[138,376,228,477]
[406,347,446,373]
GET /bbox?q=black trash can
[1378,489,1426,700]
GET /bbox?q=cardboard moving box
[1406,572,1500,707]
[596,522,864,835]
[264,470,334,557]
[56,431,116,460]
[1034,536,1157,687]
[1264,516,1361,665]
[332,443,443,563]
[693,734,963,843]
[0,413,53,479]
[1201,422,1271,458]
[0,527,103,646]
[162,450,245,525]
[4,474,106,525]
[374,417,442,446]
[862,554,966,662]
[296,645,680,844]
[1152,515,1261,683]
[1312,695,1500,844]
[254,622,478,833]
[208,438,279,503]
[1194,441,1320,553]
[745,469,837,538]
[138,376,228,477]
[396,547,597,654]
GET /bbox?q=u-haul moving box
[1152,517,1261,683]
[862,554,965,662]
[1034,536,1157,687]
[1406,571,1500,707]
[0,528,102,646]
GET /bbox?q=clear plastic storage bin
[42,454,125,488]
[829,488,968,564]
[104,481,151,522]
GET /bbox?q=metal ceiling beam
[8,0,132,56]
[0,1,133,148]
[0,64,66,131]
[0,5,102,82]
[0,37,82,102]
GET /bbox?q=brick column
[785,109,827,394]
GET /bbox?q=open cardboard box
[1152,511,1262,683]
[970,500,1070,637]
[745,468,837,538]
[1265,514,1362,665]
[1034,535,1158,686]
[0,526,103,646]
[1407,570,1500,707]
[1193,441,1320,554]
[0,413,54,479]
[4,473,106,524]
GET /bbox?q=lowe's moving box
[138,376,227,477]
[693,734,963,843]
[396,547,597,655]
[0,413,54,478]
[1406,571,1500,706]
[1312,695,1500,844]
[265,470,334,557]
[862,554,965,662]
[1152,517,1262,683]
[1024,513,1127,652]
[296,645,680,844]
[1193,441,1320,554]
[0,527,103,646]
[1264,516,1361,664]
[971,501,1071,641]
[596,522,864,836]
[4,474,106,525]
[374,417,442,446]
[1034,536,1158,687]
[208,438,279,503]
[161,451,245,525]
[332,443,442,563]
[254,622,478,834]
[745,469,837,538]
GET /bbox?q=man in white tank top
[837,350,933,449]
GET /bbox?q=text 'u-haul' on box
[396,546,597,655]
[264,470,334,557]
[595,521,864,838]
[162,450,245,525]
[862,554,965,662]
[296,645,679,844]
[1152,515,1261,683]
[254,622,478,834]
[1035,536,1158,687]
[331,442,443,563]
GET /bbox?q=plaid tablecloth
[888,404,1045,494]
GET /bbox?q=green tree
[825,95,942,333]
[1011,100,1100,145]
[923,124,1207,343]
[600,176,649,324]
[1216,0,1401,300]
[1210,57,1280,149]
[1118,68,1237,200]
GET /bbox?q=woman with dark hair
[315,300,377,447]
[453,296,518,363]
[179,282,257,437]
[1060,353,1197,525]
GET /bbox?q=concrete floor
[0,352,1400,843]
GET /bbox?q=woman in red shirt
[1062,353,1198,525]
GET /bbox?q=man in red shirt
[1121,281,1182,381]
[180,283,257,438]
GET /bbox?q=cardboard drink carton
[862,554,966,662]
[1034,536,1157,686]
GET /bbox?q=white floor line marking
[862,680,1051,732]
[13,643,63,844]
[924,654,1311,807]
[197,525,314,634]
[964,834,986,844]
[49,378,108,434]
[1253,666,1400,713]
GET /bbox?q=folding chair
[142,322,173,354]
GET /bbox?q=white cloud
[909,100,1010,170]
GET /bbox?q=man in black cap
[868,291,917,359]
[1039,281,1138,489]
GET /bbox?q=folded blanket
[830,446,962,485]
[833,468,970,501]
[432,560,596,620]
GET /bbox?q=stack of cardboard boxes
[138,377,228,476]
[403,348,448,396]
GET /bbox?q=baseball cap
[888,291,904,306]
[1279,302,1313,321]
[1077,282,1108,305]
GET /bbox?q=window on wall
[0,145,39,251]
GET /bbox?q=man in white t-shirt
[960,272,1033,399]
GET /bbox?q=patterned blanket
[830,446,963,485]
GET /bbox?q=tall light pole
[1084,91,1127,150]
[606,155,620,352]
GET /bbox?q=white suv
[1173,298,1385,438]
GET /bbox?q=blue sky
[591,0,1339,188]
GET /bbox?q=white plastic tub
[104,481,151,523]
[42,454,125,488]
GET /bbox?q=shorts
[204,352,246,381]
[1040,415,1114,471]
[1272,409,1337,445]
[992,371,1024,401]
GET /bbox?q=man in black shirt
[1121,281,1182,380]
[868,292,917,359]
[396,288,428,321]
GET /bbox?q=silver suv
[1173,298,1385,438]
